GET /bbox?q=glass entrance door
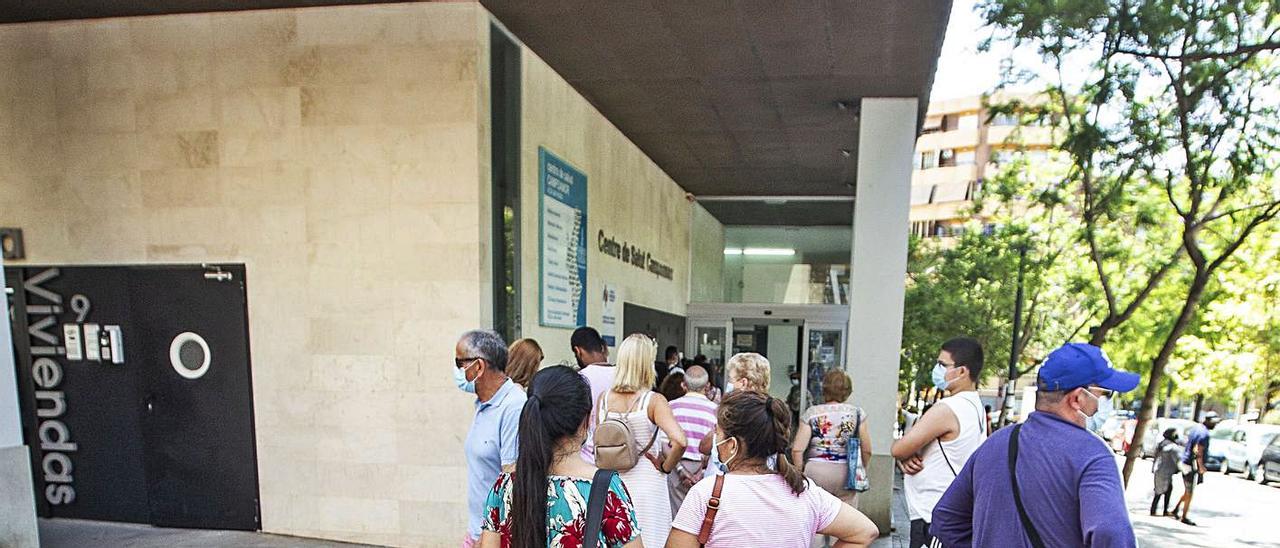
[801,323,845,411]
[688,320,730,391]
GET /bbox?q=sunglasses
[455,357,483,369]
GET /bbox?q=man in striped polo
[666,365,718,514]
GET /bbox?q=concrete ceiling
[483,0,953,225]
[0,0,952,226]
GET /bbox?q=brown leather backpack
[593,391,658,471]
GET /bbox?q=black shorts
[1182,469,1199,492]
[910,519,941,548]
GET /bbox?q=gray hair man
[666,365,719,514]
[454,329,526,547]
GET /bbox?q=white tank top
[904,391,988,522]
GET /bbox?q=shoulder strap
[697,474,726,546]
[582,469,617,548]
[597,391,609,425]
[635,391,659,454]
[1009,424,1047,548]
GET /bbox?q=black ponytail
[718,391,807,495]
[510,366,592,548]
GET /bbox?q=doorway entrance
[686,303,848,414]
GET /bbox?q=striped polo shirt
[670,392,718,461]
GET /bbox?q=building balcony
[987,125,1055,147]
[916,128,982,152]
[911,164,978,186]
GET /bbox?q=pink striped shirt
[669,393,717,461]
[672,474,843,547]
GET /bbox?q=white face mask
[711,434,738,472]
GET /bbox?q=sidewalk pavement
[39,519,373,547]
[868,467,909,548]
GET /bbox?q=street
[1120,456,1280,547]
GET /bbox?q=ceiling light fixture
[724,248,743,255]
[743,248,796,256]
[840,149,852,157]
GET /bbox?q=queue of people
[457,327,1145,548]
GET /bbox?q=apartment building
[909,94,1054,239]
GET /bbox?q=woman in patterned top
[481,365,642,548]
[790,370,870,509]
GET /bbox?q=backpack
[594,391,658,471]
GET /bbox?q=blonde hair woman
[601,333,688,548]
[505,338,543,390]
[697,352,773,459]
[724,352,771,393]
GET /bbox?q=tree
[981,0,1280,484]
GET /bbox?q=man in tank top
[891,337,988,548]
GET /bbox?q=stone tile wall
[0,3,489,545]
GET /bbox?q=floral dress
[482,472,641,548]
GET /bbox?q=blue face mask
[1086,395,1113,433]
[709,434,737,474]
[931,362,951,391]
[724,379,736,395]
[454,360,481,394]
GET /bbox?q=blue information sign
[538,148,588,328]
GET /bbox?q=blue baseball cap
[1037,343,1140,392]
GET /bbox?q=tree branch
[1114,247,1185,325]
[1112,40,1280,62]
[1206,202,1280,273]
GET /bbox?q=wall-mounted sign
[538,148,589,329]
[597,230,674,280]
[600,284,621,347]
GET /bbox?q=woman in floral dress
[480,365,642,548]
[790,370,870,508]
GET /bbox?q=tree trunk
[1121,271,1211,486]
[1192,393,1204,422]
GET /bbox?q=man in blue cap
[930,343,1139,548]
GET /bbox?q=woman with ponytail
[667,392,879,548]
[480,365,643,548]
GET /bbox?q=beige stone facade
[0,3,716,546]
[908,93,1053,240]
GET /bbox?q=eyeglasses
[455,357,482,369]
[1084,386,1114,398]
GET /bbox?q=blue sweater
[931,412,1136,548]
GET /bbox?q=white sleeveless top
[904,391,987,522]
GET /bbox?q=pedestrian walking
[791,370,870,516]
[666,391,879,547]
[1172,416,1214,526]
[666,365,718,515]
[571,326,614,464]
[930,342,1139,548]
[599,333,687,548]
[506,338,543,390]
[1151,428,1182,517]
[455,330,527,548]
[890,337,988,548]
[479,365,641,548]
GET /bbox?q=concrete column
[0,257,39,547]
[846,97,918,535]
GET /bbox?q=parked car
[1207,421,1238,472]
[1258,435,1280,485]
[1140,418,1198,459]
[1109,418,1137,454]
[1223,424,1280,480]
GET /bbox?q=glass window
[955,150,976,166]
[990,113,1019,126]
[919,150,938,170]
[958,114,979,130]
[939,149,956,167]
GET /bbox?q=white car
[1223,424,1280,480]
[1140,418,1198,458]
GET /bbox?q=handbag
[581,469,618,548]
[594,391,658,471]
[843,407,870,492]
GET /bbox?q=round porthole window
[170,332,211,379]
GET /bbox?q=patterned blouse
[801,402,865,462]
[482,472,641,548]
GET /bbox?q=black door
[129,265,260,530]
